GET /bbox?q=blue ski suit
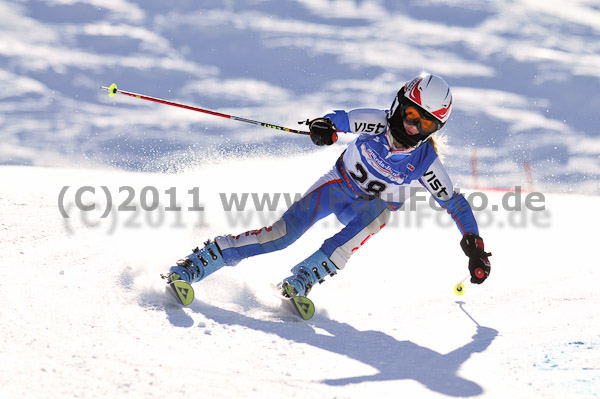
[215,108,479,270]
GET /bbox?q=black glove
[460,233,492,284]
[309,118,338,146]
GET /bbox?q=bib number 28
[350,163,387,196]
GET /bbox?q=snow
[1,157,599,398]
[1,0,600,397]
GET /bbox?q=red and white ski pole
[100,83,313,136]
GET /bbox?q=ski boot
[280,250,338,298]
[165,239,226,284]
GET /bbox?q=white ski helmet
[388,73,453,148]
[403,73,453,123]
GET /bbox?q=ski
[282,295,315,320]
[272,284,315,320]
[161,274,195,306]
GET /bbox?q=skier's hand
[460,233,492,284]
[468,256,491,284]
[309,118,338,146]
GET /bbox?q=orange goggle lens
[403,106,439,134]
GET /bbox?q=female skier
[166,73,492,298]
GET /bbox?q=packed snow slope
[1,0,600,194]
[1,150,598,399]
[1,2,599,396]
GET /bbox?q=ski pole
[100,83,311,136]
[454,274,470,295]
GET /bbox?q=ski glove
[309,118,338,146]
[460,233,492,284]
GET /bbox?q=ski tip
[291,296,315,320]
[107,83,118,97]
[161,274,195,306]
[170,280,195,306]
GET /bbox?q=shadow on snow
[159,296,498,397]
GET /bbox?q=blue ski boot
[280,250,338,297]
[166,239,226,284]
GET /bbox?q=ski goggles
[402,105,441,135]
